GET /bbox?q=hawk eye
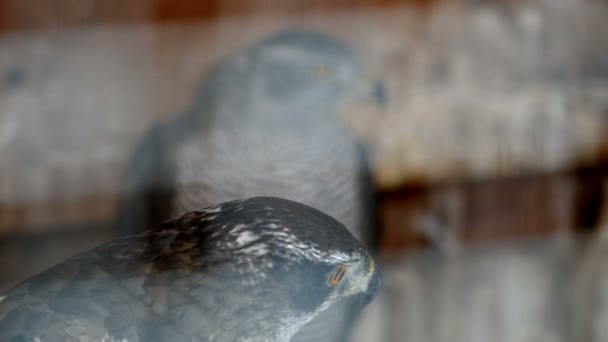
[312,64,332,81]
[328,264,347,286]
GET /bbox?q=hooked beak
[359,258,381,308]
[347,70,387,107]
[370,80,387,106]
[336,257,381,309]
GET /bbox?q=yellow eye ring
[328,264,347,286]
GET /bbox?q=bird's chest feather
[169,128,365,237]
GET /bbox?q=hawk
[0,197,380,341]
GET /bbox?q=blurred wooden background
[1,0,607,240]
[1,1,608,341]
[0,0,438,34]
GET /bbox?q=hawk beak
[360,258,381,308]
[370,80,387,105]
[350,71,387,107]
[338,257,381,308]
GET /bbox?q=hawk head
[194,30,385,125]
[150,196,381,341]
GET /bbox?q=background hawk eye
[328,264,347,286]
[312,64,332,81]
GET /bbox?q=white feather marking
[232,224,247,232]
[236,231,257,246]
[241,244,270,256]
[203,206,222,214]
